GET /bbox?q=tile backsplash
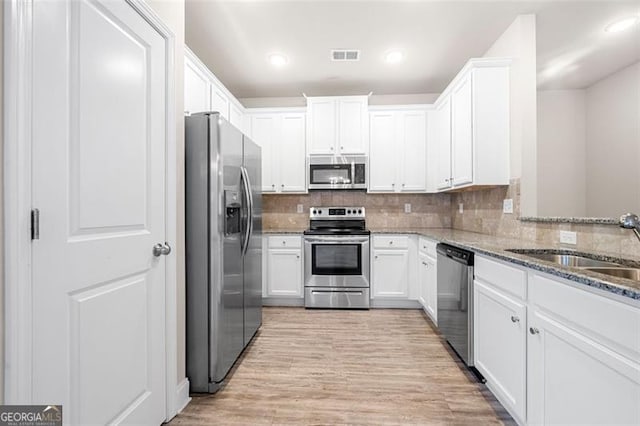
[263,191,451,230]
[264,181,638,257]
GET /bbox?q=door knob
[511,316,520,323]
[153,242,171,257]
[529,327,540,335]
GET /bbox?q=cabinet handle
[341,146,344,150]
[402,183,405,187]
[330,146,334,151]
[529,327,540,335]
[272,184,275,188]
[389,241,393,245]
[392,183,395,187]
[296,255,300,259]
[422,261,427,266]
[281,184,284,188]
[511,316,520,323]
[375,255,378,259]
[282,241,286,245]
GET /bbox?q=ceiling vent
[331,49,360,61]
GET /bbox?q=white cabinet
[249,110,306,193]
[265,235,303,298]
[474,256,527,424]
[210,83,230,119]
[527,273,640,426]
[418,237,437,323]
[307,96,368,156]
[369,107,428,193]
[432,59,510,191]
[371,235,418,300]
[229,102,244,132]
[184,56,210,115]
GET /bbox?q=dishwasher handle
[436,243,474,266]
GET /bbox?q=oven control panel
[309,206,365,219]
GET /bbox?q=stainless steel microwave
[308,158,367,190]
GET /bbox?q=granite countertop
[370,228,640,301]
[263,228,305,234]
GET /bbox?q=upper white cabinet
[432,59,511,191]
[369,107,428,193]
[184,47,245,131]
[184,55,211,115]
[306,96,369,156]
[248,109,306,193]
[430,97,452,191]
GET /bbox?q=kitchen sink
[582,267,640,281]
[505,250,621,268]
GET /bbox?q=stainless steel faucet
[620,213,640,242]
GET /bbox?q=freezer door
[243,136,263,345]
[211,117,245,384]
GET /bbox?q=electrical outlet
[296,204,304,214]
[503,199,514,214]
[404,203,411,213]
[458,203,464,214]
[559,230,577,245]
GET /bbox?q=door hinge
[31,208,40,240]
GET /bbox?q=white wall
[586,62,640,216]
[484,15,537,216]
[536,90,587,217]
[239,93,440,108]
[146,0,187,393]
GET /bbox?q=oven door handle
[303,236,370,244]
[310,290,365,295]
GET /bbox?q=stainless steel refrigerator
[185,112,262,393]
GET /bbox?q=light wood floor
[170,307,515,425]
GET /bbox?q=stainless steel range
[303,207,370,309]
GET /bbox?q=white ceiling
[185,1,640,98]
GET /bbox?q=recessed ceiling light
[385,50,404,64]
[268,53,288,67]
[604,16,639,33]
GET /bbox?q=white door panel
[399,111,427,191]
[279,114,306,192]
[368,112,397,192]
[32,0,166,424]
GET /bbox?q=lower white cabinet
[264,235,303,298]
[371,235,418,302]
[474,278,526,424]
[418,238,438,324]
[527,273,640,426]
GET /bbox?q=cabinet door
[267,249,303,297]
[307,99,336,155]
[211,83,230,119]
[474,280,526,424]
[368,112,397,192]
[451,74,473,187]
[425,256,437,323]
[399,111,427,192]
[528,309,640,426]
[435,97,452,190]
[184,57,210,114]
[251,115,277,192]
[279,113,306,192]
[418,253,429,308]
[229,103,243,131]
[338,97,368,155]
[372,249,410,298]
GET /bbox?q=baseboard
[370,299,421,309]
[175,378,191,414]
[262,297,304,307]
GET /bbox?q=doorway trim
[3,0,186,420]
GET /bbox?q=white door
[211,83,230,119]
[368,112,397,192]
[372,250,410,298]
[267,250,303,297]
[307,99,336,155]
[279,113,307,192]
[435,97,452,190]
[451,74,474,187]
[184,56,210,114]
[425,256,438,323]
[31,0,167,424]
[418,253,429,308]
[399,111,427,192]
[251,115,277,192]
[338,97,368,155]
[229,103,244,131]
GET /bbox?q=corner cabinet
[248,109,306,193]
[371,235,419,306]
[264,235,303,299]
[369,107,428,193]
[430,58,510,192]
[306,96,369,156]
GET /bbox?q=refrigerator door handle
[240,166,253,257]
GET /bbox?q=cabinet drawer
[530,272,640,360]
[373,235,409,249]
[268,235,301,249]
[475,255,526,300]
[418,237,437,257]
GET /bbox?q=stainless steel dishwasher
[437,243,475,367]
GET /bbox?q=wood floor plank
[169,307,515,425]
